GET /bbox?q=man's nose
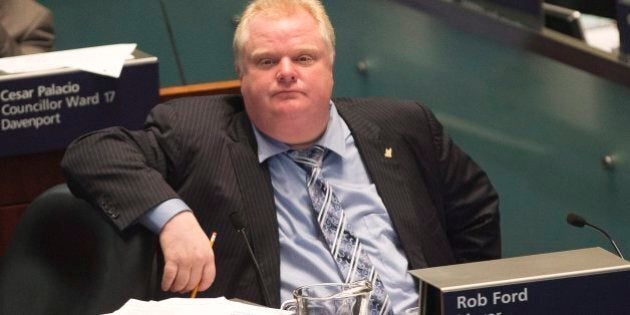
[276,58,297,83]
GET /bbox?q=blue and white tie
[290,145,392,315]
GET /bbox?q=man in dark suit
[62,0,500,313]
[0,0,54,57]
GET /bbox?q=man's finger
[185,261,204,292]
[171,265,192,292]
[198,257,217,292]
[161,261,178,291]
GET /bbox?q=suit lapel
[226,112,281,306]
[337,102,431,269]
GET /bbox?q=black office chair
[0,184,158,315]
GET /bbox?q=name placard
[0,51,158,157]
[410,247,630,314]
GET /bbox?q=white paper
[103,297,292,315]
[0,43,137,78]
[580,14,620,53]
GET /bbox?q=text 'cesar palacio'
[1,81,117,132]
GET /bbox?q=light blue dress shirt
[254,103,418,313]
[141,102,419,313]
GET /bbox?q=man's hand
[159,211,216,293]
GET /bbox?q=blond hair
[233,0,335,74]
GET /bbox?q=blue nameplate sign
[410,247,630,315]
[0,51,158,157]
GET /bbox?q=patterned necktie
[290,145,392,315]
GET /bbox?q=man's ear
[235,64,242,79]
[236,62,247,79]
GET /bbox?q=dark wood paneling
[0,204,28,255]
[0,151,65,255]
[0,150,66,206]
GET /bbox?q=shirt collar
[253,101,348,163]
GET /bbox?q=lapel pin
[384,147,393,159]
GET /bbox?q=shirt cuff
[139,198,191,233]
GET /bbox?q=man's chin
[270,98,311,114]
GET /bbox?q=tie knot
[289,145,326,170]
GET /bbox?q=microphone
[158,0,187,84]
[566,212,625,260]
[229,211,273,306]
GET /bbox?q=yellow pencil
[190,231,217,298]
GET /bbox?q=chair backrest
[0,184,158,315]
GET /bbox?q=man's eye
[296,55,314,64]
[258,59,275,67]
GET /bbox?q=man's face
[239,8,334,148]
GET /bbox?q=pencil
[190,231,217,298]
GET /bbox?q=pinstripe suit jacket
[61,95,500,307]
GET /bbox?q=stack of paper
[0,43,137,78]
[104,297,292,315]
[581,14,620,53]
